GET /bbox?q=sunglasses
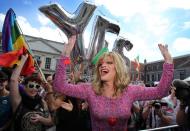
[27,83,41,89]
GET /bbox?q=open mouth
[101,69,109,76]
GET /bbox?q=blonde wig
[92,51,131,95]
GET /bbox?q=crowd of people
[0,34,190,131]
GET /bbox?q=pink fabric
[54,56,174,131]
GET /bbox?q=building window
[147,74,150,81]
[141,74,144,80]
[179,70,186,80]
[152,74,155,81]
[158,74,161,80]
[157,65,160,70]
[146,66,150,71]
[45,57,51,69]
[153,65,156,70]
[34,55,41,67]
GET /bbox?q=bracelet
[63,58,71,65]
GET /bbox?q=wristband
[63,58,71,65]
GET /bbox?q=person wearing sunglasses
[9,54,53,131]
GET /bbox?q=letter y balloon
[39,2,97,64]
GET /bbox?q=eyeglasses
[27,83,41,89]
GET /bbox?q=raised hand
[158,44,173,64]
[62,35,77,57]
[60,99,73,111]
[21,53,29,61]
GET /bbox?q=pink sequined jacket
[53,56,174,131]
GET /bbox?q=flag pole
[16,21,47,83]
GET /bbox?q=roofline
[146,54,190,64]
[0,32,65,45]
[24,34,65,45]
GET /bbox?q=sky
[0,0,190,63]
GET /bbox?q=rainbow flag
[0,8,35,75]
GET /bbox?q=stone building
[143,54,190,86]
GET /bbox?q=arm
[30,100,53,126]
[44,83,74,112]
[156,108,173,125]
[10,54,28,112]
[43,83,58,111]
[132,101,141,113]
[142,102,152,120]
[160,114,173,125]
[176,103,188,125]
[31,114,53,126]
[131,44,174,101]
[53,35,90,99]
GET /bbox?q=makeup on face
[98,56,116,82]
[98,56,114,67]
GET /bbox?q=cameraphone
[152,101,168,109]
[172,79,190,105]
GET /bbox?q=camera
[172,79,190,105]
[152,101,168,109]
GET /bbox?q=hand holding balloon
[62,35,77,57]
[39,2,96,64]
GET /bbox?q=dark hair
[172,79,190,90]
[173,79,190,105]
[0,70,8,81]
[23,74,42,85]
[1,67,13,81]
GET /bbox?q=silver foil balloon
[86,16,120,62]
[39,2,97,64]
[112,37,133,67]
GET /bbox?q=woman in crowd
[44,74,78,131]
[53,35,174,130]
[0,70,12,131]
[174,79,190,130]
[10,54,53,131]
[45,72,91,131]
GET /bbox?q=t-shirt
[13,93,49,131]
[0,95,12,127]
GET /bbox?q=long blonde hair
[92,52,131,95]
